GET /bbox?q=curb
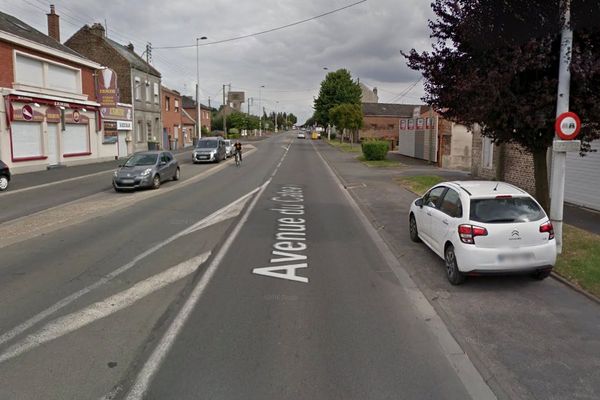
[551,271,600,305]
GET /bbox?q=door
[47,124,59,165]
[565,139,600,211]
[431,188,463,252]
[419,186,447,246]
[117,132,128,158]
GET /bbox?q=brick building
[0,8,110,174]
[361,103,416,144]
[65,23,162,153]
[161,86,184,149]
[182,95,211,135]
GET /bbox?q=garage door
[398,131,416,157]
[565,140,600,211]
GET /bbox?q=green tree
[313,69,361,126]
[403,0,600,210]
[329,103,364,144]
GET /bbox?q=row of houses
[358,84,600,212]
[0,6,211,174]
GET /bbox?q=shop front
[100,104,133,159]
[1,93,102,173]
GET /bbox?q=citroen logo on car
[511,230,520,236]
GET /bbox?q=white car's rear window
[470,197,545,223]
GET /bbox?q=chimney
[90,23,106,37]
[47,5,60,42]
[373,87,378,96]
[126,43,135,52]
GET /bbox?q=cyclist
[234,141,243,164]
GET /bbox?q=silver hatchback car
[113,151,180,191]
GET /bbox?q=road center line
[0,252,210,365]
[123,139,292,400]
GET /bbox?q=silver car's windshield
[196,140,218,148]
[124,154,158,167]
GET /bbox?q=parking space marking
[0,252,210,364]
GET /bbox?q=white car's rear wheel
[445,245,465,285]
[409,214,421,243]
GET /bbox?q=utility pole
[195,36,207,139]
[274,101,279,133]
[145,43,152,64]
[259,85,264,136]
[222,84,227,135]
[550,0,577,254]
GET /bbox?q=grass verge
[326,139,361,153]
[395,175,444,196]
[357,156,404,168]
[555,224,600,298]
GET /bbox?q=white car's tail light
[458,224,488,244]
[539,221,555,240]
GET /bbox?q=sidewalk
[316,140,600,400]
[6,147,193,192]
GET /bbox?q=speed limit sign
[555,111,581,140]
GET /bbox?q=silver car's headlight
[140,168,152,177]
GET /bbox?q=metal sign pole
[550,0,573,254]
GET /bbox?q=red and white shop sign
[12,104,44,122]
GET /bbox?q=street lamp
[259,85,265,136]
[196,36,207,138]
[275,100,279,133]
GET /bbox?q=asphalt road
[0,132,486,399]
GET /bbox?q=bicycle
[234,150,241,167]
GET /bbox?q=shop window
[62,124,89,155]
[11,121,43,158]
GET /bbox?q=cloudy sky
[3,0,434,123]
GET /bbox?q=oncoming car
[193,137,226,163]
[408,181,556,285]
[297,132,306,139]
[113,151,179,192]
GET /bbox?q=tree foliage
[314,69,362,126]
[403,0,600,209]
[329,103,364,143]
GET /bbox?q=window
[47,63,78,92]
[137,121,143,142]
[62,124,88,155]
[11,121,43,158]
[153,83,159,104]
[439,189,463,218]
[165,96,170,111]
[135,77,142,100]
[175,99,179,112]
[14,53,81,94]
[145,81,151,103]
[470,197,545,223]
[161,153,169,164]
[482,137,494,169]
[388,124,395,130]
[423,186,446,209]
[15,54,43,87]
[147,121,152,141]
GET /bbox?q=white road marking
[0,187,259,347]
[252,263,309,283]
[123,140,293,400]
[0,252,210,364]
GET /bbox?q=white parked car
[297,132,306,139]
[224,139,234,158]
[408,181,556,285]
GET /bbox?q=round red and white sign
[22,105,33,121]
[555,111,581,140]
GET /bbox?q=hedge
[361,140,389,161]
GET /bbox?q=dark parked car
[113,151,179,192]
[193,137,227,163]
[0,160,10,191]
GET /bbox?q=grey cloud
[3,0,435,122]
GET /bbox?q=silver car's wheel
[152,175,161,189]
[173,168,180,181]
[0,176,9,191]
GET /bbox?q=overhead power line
[154,0,367,49]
